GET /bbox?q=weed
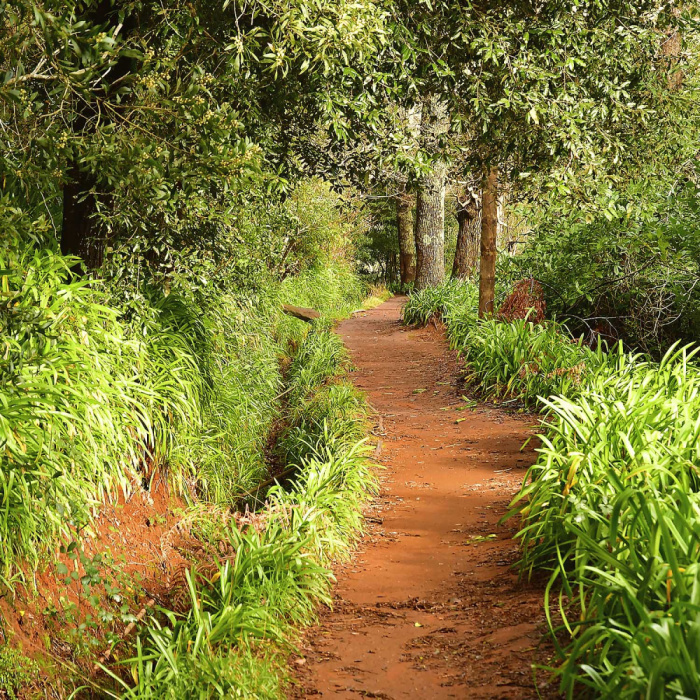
[0,646,39,699]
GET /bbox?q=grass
[402,279,478,328]
[0,189,380,693]
[103,322,377,698]
[404,279,700,696]
[457,318,611,404]
[0,239,371,586]
[507,343,700,697]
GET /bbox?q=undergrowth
[414,280,700,697]
[0,244,368,586]
[402,279,477,328]
[103,324,376,698]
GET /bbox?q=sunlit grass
[424,282,700,697]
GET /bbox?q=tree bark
[60,1,137,272]
[452,189,480,279]
[414,96,448,290]
[396,193,416,284]
[478,167,499,318]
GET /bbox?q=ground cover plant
[407,283,700,698]
[0,173,383,695]
[103,323,377,699]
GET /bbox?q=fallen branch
[282,304,320,322]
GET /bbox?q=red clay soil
[290,297,558,699]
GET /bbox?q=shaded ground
[290,297,558,699]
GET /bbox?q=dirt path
[291,297,555,699]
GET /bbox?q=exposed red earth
[290,296,558,699]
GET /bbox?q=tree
[414,95,448,289]
[478,168,498,317]
[383,0,686,299]
[1,0,390,277]
[396,193,416,284]
[452,187,479,279]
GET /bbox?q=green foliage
[108,525,329,699]
[0,0,389,268]
[402,279,477,327]
[0,231,367,584]
[285,329,348,408]
[109,325,375,699]
[458,319,609,404]
[508,344,700,697]
[0,645,39,699]
[507,179,700,356]
[431,294,700,696]
[0,247,154,582]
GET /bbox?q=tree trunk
[414,96,448,290]
[61,166,105,269]
[396,193,416,284]
[452,189,480,279]
[478,167,499,318]
[60,1,137,272]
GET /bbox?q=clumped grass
[285,327,348,409]
[111,322,376,699]
[424,287,700,697]
[0,248,156,582]
[279,383,367,466]
[402,279,477,327]
[169,294,284,502]
[0,239,368,585]
[508,343,700,697]
[458,318,610,404]
[108,523,330,699]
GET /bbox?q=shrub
[402,279,477,327]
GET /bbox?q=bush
[402,279,477,327]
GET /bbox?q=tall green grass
[507,344,700,697]
[457,318,611,404]
[425,284,700,697]
[108,325,377,698]
[0,241,369,585]
[0,249,156,583]
[402,279,478,328]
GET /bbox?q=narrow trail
[291,297,555,699]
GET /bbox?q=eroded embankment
[291,296,557,699]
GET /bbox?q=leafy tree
[375,0,688,311]
[0,0,389,277]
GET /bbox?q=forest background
[1,0,699,696]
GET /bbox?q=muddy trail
[291,297,557,699]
